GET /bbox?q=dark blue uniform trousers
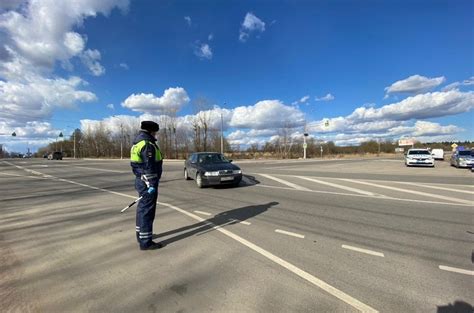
[135,178,158,248]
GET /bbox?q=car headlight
[204,171,220,177]
[459,158,466,162]
[233,170,242,174]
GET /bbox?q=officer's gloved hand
[147,187,156,194]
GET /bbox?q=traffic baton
[121,196,143,213]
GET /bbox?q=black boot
[140,241,164,250]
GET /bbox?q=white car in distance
[405,149,435,167]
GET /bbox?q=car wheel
[184,168,191,180]
[196,173,203,188]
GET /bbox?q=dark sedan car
[184,152,242,188]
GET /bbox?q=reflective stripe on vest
[130,140,162,163]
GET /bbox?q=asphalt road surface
[1,157,473,313]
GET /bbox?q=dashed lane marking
[258,174,312,191]
[338,178,473,205]
[4,161,378,313]
[0,172,46,179]
[275,229,305,239]
[194,210,212,216]
[74,166,128,173]
[342,245,385,258]
[439,265,474,276]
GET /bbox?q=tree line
[29,124,472,160]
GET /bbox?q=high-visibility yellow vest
[130,140,162,163]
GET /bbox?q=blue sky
[0,0,473,152]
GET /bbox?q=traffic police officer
[130,121,163,250]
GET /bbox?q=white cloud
[80,49,105,76]
[312,120,462,146]
[230,100,305,129]
[0,119,69,153]
[119,62,129,70]
[184,16,191,26]
[300,95,310,103]
[122,87,190,114]
[239,12,265,42]
[208,33,214,41]
[404,121,462,137]
[0,0,128,126]
[315,93,335,101]
[107,103,114,110]
[0,0,128,71]
[348,89,474,122]
[292,95,311,106]
[306,89,472,142]
[0,75,96,122]
[194,43,213,60]
[442,76,474,91]
[385,75,445,96]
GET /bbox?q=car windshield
[458,150,472,156]
[408,150,430,155]
[198,154,229,164]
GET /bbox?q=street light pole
[303,133,308,159]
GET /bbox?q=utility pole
[73,130,76,159]
[174,127,178,159]
[120,123,124,160]
[220,112,224,154]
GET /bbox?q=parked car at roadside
[184,152,242,188]
[431,149,444,160]
[405,149,435,167]
[450,148,474,168]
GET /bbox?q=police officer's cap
[141,121,159,132]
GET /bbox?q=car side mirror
[229,159,233,163]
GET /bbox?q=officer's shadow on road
[153,201,278,246]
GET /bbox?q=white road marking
[338,178,473,205]
[293,175,376,196]
[275,229,305,239]
[75,166,128,173]
[258,173,311,191]
[5,161,378,313]
[230,219,251,225]
[342,245,385,257]
[439,265,474,276]
[389,181,474,195]
[0,172,45,179]
[255,184,472,207]
[194,210,212,216]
